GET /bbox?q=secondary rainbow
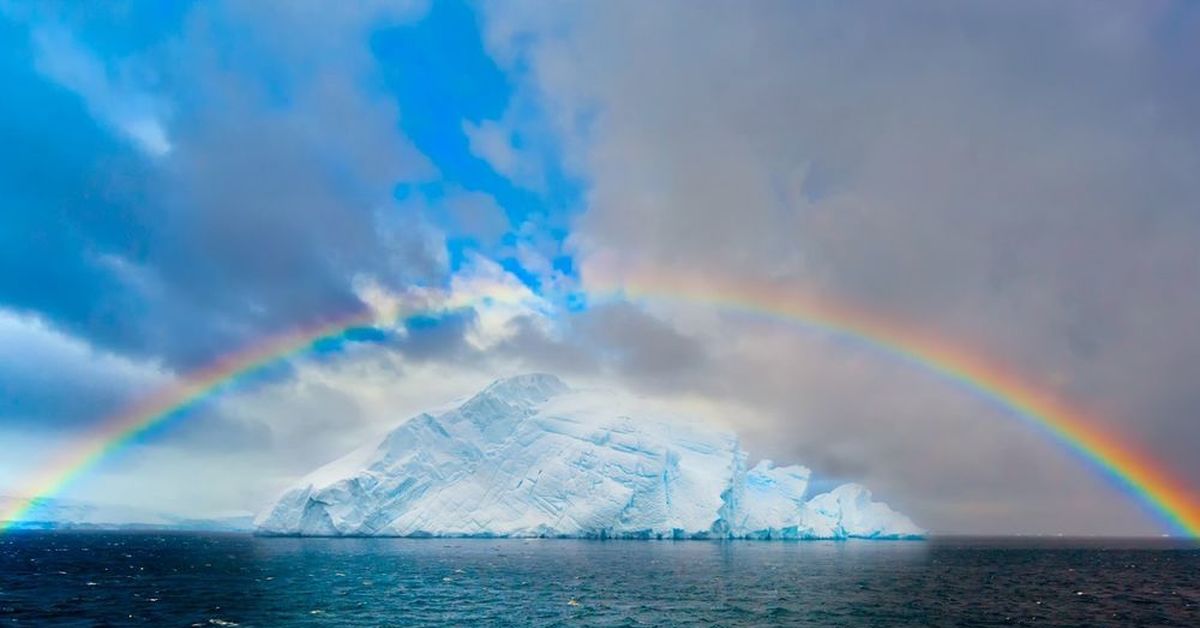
[3,277,1197,536]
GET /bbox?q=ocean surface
[0,532,1196,626]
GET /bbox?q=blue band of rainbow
[4,278,1197,536]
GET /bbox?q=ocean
[1,532,1196,626]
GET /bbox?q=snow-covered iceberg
[256,374,921,539]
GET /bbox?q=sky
[1,0,1199,535]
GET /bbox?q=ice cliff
[256,374,922,539]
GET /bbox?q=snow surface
[256,374,922,539]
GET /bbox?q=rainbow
[3,276,1198,536]
[0,281,534,528]
[1,308,376,528]
[598,272,1200,537]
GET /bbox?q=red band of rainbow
[3,279,1197,536]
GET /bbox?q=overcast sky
[2,0,1198,535]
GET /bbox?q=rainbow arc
[3,277,1197,537]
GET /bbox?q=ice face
[800,484,924,539]
[255,374,923,539]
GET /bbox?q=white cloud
[464,119,517,175]
[30,24,172,157]
[450,254,552,350]
[353,251,551,342]
[463,116,545,190]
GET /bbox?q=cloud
[3,1,1196,535]
[0,309,171,428]
[442,253,552,350]
[571,301,709,385]
[478,0,1200,534]
[0,2,448,369]
[486,300,710,395]
[463,119,519,178]
[29,24,172,156]
[442,190,511,247]
[463,117,545,190]
[49,355,506,517]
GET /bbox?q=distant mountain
[0,495,254,532]
[257,374,922,539]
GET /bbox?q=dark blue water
[1,533,1197,626]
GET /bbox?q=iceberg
[256,374,922,539]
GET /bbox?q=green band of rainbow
[2,309,377,526]
[606,274,1200,536]
[3,278,1197,536]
